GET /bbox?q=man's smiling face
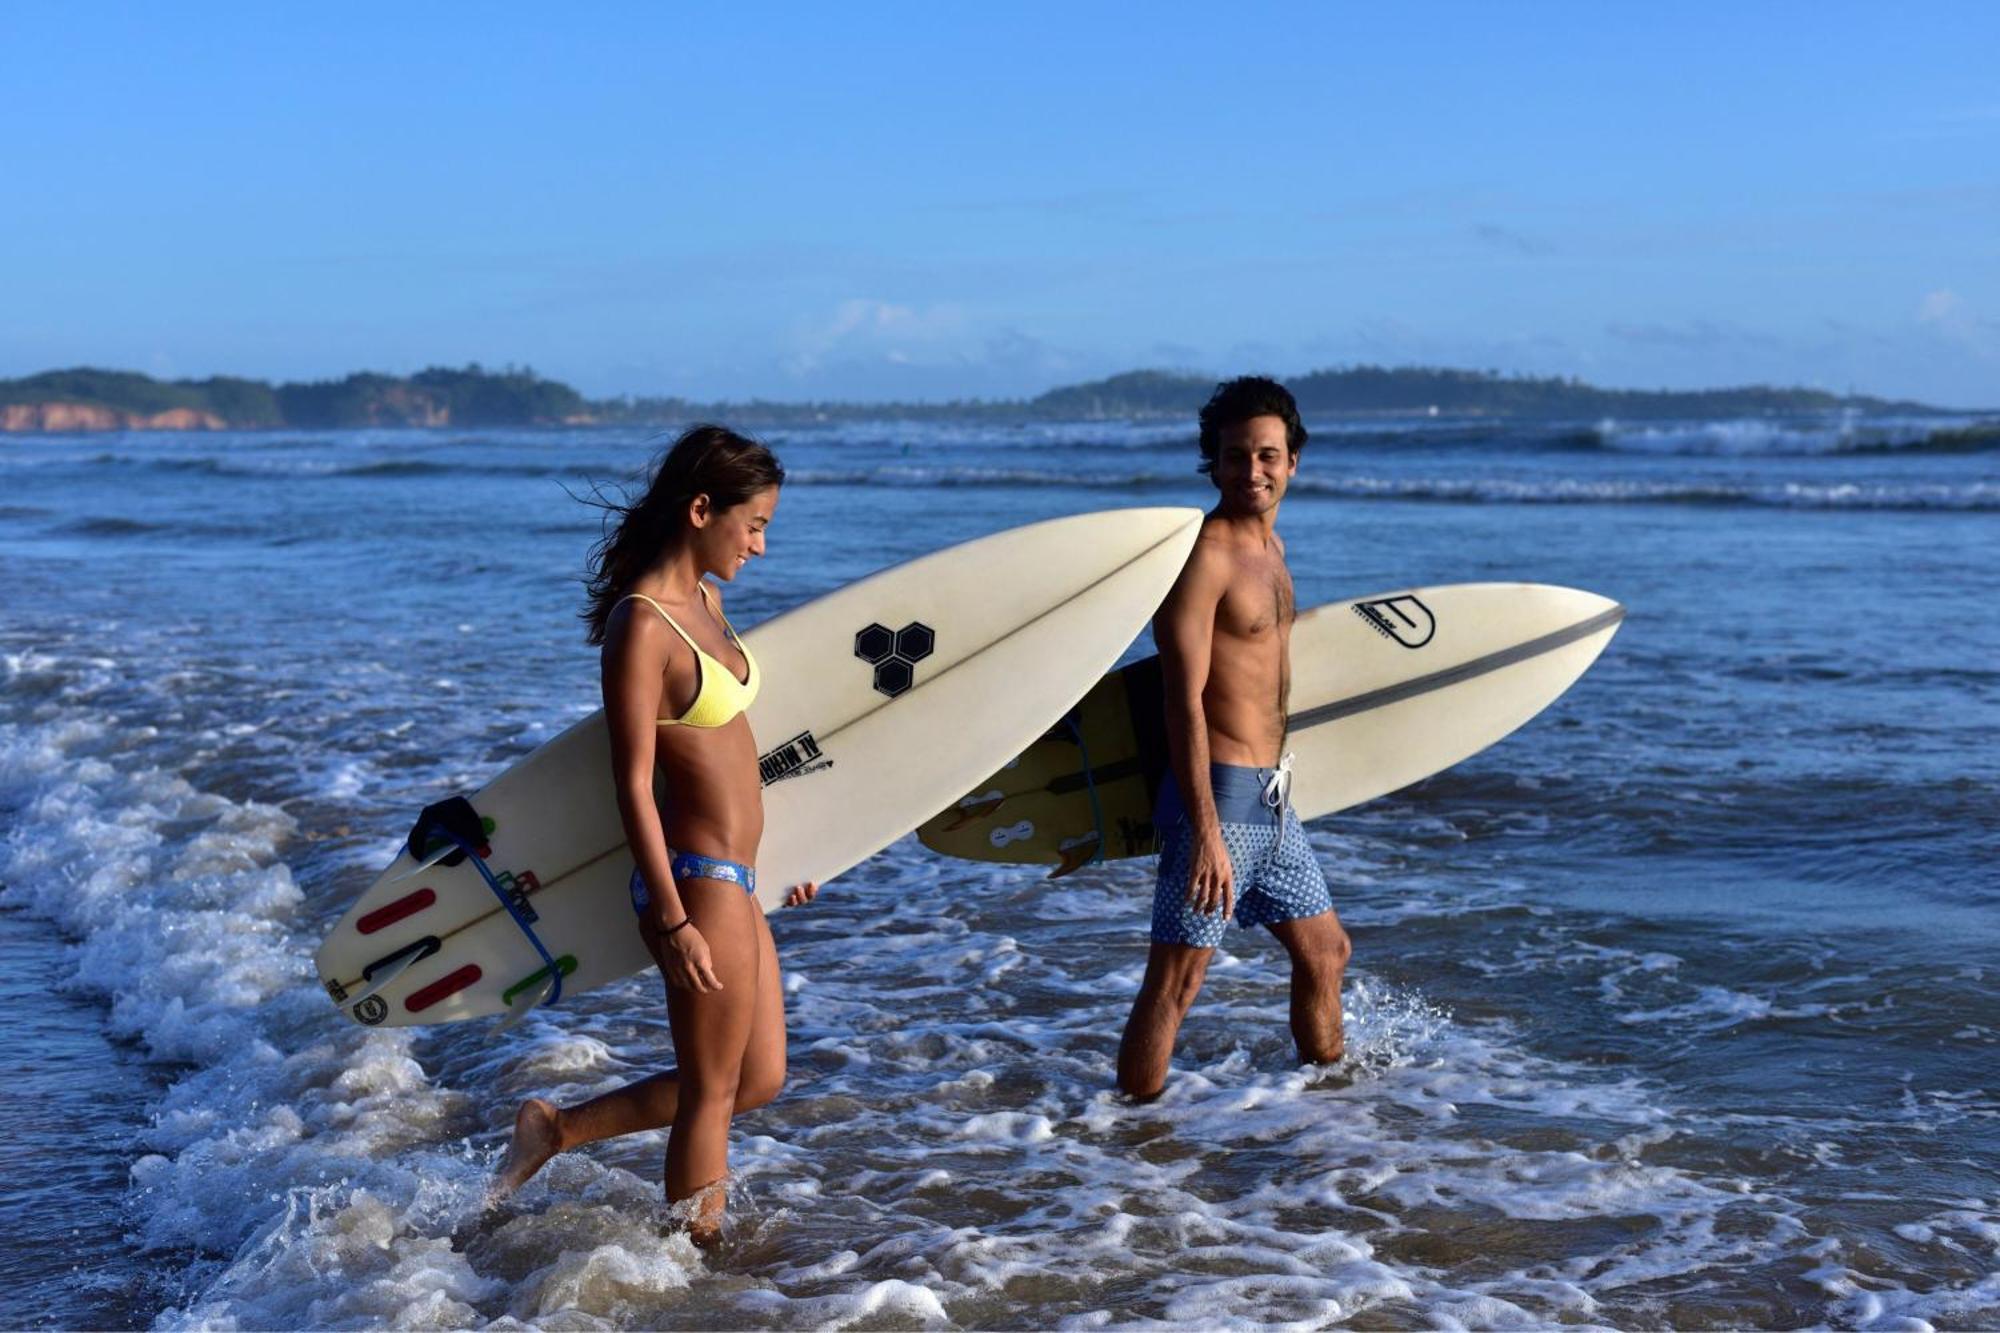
[1210,414,1297,516]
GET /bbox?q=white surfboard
[1285,583,1623,820]
[919,583,1625,873]
[314,507,1202,1027]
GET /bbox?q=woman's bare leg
[662,879,761,1242]
[492,911,787,1200]
[733,909,788,1111]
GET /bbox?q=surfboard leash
[1064,715,1108,872]
[409,798,565,1010]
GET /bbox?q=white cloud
[1912,288,1998,369]
[1917,287,1993,342]
[784,298,974,377]
[1917,289,1965,325]
[766,298,1092,399]
[821,298,968,342]
[1472,222,1555,257]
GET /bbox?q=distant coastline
[0,362,1969,434]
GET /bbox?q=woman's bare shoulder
[603,597,680,665]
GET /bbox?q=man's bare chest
[1216,556,1294,641]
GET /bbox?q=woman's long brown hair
[580,424,785,645]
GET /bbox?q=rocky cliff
[1,403,228,432]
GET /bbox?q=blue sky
[4,3,1996,406]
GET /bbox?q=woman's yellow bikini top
[617,585,760,728]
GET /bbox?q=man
[1116,375,1351,1099]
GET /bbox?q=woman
[492,424,815,1243]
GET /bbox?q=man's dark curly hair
[1196,375,1308,477]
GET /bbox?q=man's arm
[1155,538,1235,916]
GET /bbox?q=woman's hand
[655,919,723,993]
[784,880,819,908]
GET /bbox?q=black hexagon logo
[854,620,937,697]
[855,623,895,664]
[874,659,915,697]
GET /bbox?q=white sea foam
[779,465,2000,509]
[1592,414,1994,457]
[1615,984,1834,1031]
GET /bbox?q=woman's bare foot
[666,1177,728,1248]
[489,1098,563,1203]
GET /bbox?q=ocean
[1,413,1995,1329]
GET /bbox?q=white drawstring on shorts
[1262,752,1295,811]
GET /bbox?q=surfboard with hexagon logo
[315,506,1202,1027]
[918,582,1623,875]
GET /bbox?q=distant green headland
[0,362,1955,433]
[0,365,589,432]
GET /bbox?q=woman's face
[689,485,778,581]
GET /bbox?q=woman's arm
[602,608,724,991]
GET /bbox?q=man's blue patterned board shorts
[1151,761,1333,949]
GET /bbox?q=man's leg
[1117,940,1214,1100]
[1121,791,1240,1099]
[1250,804,1349,1066]
[1266,911,1350,1065]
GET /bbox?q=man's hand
[784,880,819,908]
[1185,830,1234,918]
